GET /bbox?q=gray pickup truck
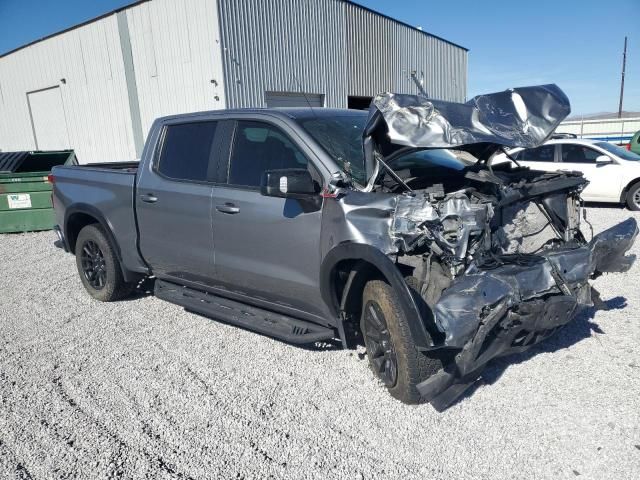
[52,85,637,410]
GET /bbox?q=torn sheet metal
[434,217,637,348]
[365,84,570,151]
[390,193,492,259]
[418,217,638,409]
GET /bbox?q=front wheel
[626,182,640,211]
[75,224,134,302]
[360,280,444,404]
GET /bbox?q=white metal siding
[126,0,226,137]
[0,16,136,163]
[27,86,71,150]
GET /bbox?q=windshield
[298,115,368,185]
[391,148,474,171]
[596,142,640,161]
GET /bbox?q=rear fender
[64,204,142,283]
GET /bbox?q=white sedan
[494,138,640,210]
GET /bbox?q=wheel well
[332,259,385,328]
[66,212,100,254]
[620,178,640,203]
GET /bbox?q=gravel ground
[1,206,639,480]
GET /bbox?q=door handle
[216,203,240,214]
[140,193,158,203]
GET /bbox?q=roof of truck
[156,107,368,123]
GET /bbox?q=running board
[155,279,335,344]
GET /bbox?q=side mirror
[596,155,613,165]
[260,168,318,198]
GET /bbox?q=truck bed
[51,163,146,274]
[81,161,139,172]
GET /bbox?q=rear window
[512,145,555,162]
[596,142,640,161]
[391,149,472,171]
[157,121,218,181]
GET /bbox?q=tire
[626,182,640,211]
[360,279,444,404]
[75,224,134,302]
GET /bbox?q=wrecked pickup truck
[51,84,637,410]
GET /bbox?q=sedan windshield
[298,115,368,185]
[391,148,474,171]
[596,142,640,161]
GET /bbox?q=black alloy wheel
[362,300,398,387]
[80,240,107,290]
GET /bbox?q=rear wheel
[626,182,640,211]
[360,280,444,404]
[75,224,134,301]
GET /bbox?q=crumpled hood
[362,84,571,183]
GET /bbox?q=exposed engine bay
[325,84,639,410]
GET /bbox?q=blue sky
[0,0,638,115]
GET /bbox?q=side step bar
[155,279,335,344]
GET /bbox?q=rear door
[136,119,226,286]
[210,117,328,319]
[558,143,622,201]
[512,144,559,171]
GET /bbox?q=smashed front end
[392,172,637,410]
[337,85,638,409]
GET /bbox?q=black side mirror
[260,168,318,198]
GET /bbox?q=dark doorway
[347,96,373,110]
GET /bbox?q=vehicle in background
[629,130,640,155]
[494,138,640,210]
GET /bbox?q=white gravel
[1,206,639,479]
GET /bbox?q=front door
[136,120,220,285]
[210,119,327,318]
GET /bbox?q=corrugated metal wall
[345,3,467,102]
[217,0,348,108]
[218,0,467,108]
[0,15,137,163]
[126,0,226,137]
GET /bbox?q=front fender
[320,242,439,350]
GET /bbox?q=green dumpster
[0,150,77,233]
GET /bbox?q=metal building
[0,0,467,163]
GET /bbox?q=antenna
[291,74,352,183]
[618,36,628,119]
[292,74,320,114]
[410,70,429,98]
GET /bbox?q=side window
[157,121,218,181]
[513,145,555,162]
[561,144,600,164]
[228,121,309,187]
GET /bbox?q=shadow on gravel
[450,295,628,407]
[118,277,156,302]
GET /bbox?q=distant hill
[567,111,640,121]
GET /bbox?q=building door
[265,91,324,108]
[27,86,70,150]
